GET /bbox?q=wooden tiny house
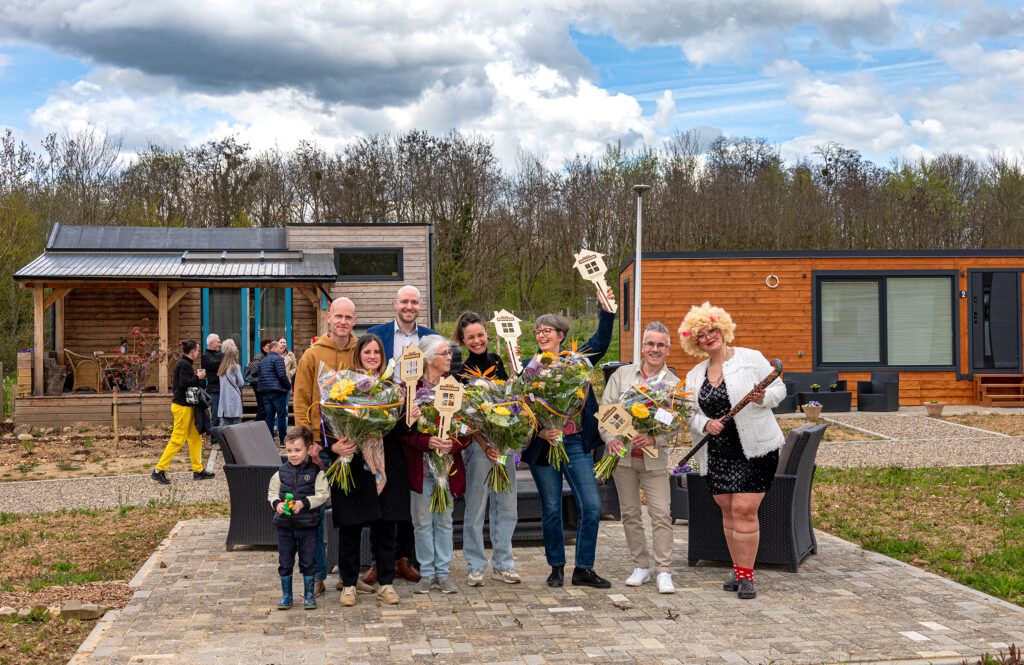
[618,250,1024,406]
[14,223,433,426]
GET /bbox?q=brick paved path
[70,518,1024,665]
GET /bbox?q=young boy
[268,426,329,610]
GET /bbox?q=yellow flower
[575,388,585,399]
[329,379,355,401]
[493,379,506,386]
[538,352,557,367]
[630,403,650,419]
[493,406,511,416]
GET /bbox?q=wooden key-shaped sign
[433,376,465,439]
[490,309,523,376]
[595,402,657,458]
[572,249,617,313]
[397,343,425,426]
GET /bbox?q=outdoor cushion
[775,423,813,475]
[222,420,282,466]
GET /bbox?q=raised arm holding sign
[573,249,617,314]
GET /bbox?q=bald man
[366,285,438,363]
[294,297,359,443]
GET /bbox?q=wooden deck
[15,386,294,428]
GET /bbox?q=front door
[969,270,1021,373]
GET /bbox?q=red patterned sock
[736,566,754,582]
[732,563,741,578]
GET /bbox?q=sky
[0,0,1022,169]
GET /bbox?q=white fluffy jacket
[684,346,786,475]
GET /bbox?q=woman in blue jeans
[521,290,616,588]
[452,311,521,586]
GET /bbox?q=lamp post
[632,184,651,364]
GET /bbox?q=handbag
[185,386,201,405]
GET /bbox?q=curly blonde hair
[677,302,737,357]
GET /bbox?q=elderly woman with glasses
[679,302,786,600]
[400,335,472,595]
[521,288,616,589]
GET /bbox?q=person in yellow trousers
[152,339,216,484]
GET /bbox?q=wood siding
[286,225,432,328]
[15,393,174,427]
[619,255,1024,405]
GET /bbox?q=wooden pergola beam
[33,285,44,395]
[43,287,72,310]
[158,283,169,393]
[167,287,194,311]
[136,287,159,309]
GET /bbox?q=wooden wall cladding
[619,255,1024,405]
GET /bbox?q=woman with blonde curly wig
[679,302,786,599]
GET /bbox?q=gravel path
[816,436,1024,468]
[0,458,227,515]
[824,413,1010,440]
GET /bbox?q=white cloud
[654,91,676,132]
[0,53,9,74]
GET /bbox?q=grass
[813,465,1024,607]
[1,374,13,418]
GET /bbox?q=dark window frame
[333,247,404,282]
[812,270,958,372]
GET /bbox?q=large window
[817,274,954,369]
[203,287,291,368]
[334,247,403,281]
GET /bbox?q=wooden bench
[974,375,1024,406]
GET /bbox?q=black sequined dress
[698,377,778,495]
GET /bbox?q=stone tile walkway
[70,518,1024,665]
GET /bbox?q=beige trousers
[611,461,673,573]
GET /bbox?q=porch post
[55,296,65,361]
[33,284,44,396]
[158,283,169,393]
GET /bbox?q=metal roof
[47,223,287,252]
[14,251,337,282]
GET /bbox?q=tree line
[2,127,1024,370]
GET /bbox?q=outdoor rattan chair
[64,349,102,393]
[212,421,285,551]
[685,422,826,572]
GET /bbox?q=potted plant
[925,400,944,417]
[829,383,838,392]
[810,383,820,392]
[802,400,823,420]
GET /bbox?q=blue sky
[0,1,1022,168]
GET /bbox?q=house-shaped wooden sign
[572,249,617,313]
[433,376,465,438]
[397,343,425,426]
[490,309,524,375]
[595,403,657,458]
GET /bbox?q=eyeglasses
[434,350,452,358]
[696,329,720,343]
[533,327,558,337]
[643,342,669,350]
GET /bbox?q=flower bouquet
[414,389,462,513]
[317,362,403,493]
[461,368,536,493]
[515,345,595,470]
[593,380,693,481]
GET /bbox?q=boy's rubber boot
[277,576,293,610]
[303,576,317,610]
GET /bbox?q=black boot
[151,470,170,485]
[193,470,215,480]
[546,565,564,588]
[571,568,611,589]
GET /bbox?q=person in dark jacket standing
[201,334,223,427]
[522,289,616,589]
[151,340,216,485]
[245,338,273,422]
[259,341,292,446]
[268,426,329,610]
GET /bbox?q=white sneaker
[656,572,675,594]
[467,571,485,586]
[624,568,650,586]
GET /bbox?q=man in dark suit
[366,285,439,362]
[363,284,438,585]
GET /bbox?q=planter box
[17,352,33,396]
[925,403,944,417]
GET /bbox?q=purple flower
[513,454,521,465]
[416,387,432,400]
[355,376,374,392]
[671,464,692,475]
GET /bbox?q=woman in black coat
[328,333,410,607]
